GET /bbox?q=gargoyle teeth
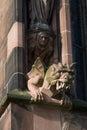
[61,82,65,88]
[56,81,65,90]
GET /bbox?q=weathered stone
[0,0,14,44]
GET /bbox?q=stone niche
[0,104,87,130]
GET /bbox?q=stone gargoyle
[1,58,87,118]
[27,57,75,108]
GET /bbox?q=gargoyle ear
[70,62,76,70]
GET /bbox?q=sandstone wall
[0,1,87,130]
[0,0,14,99]
[0,1,26,129]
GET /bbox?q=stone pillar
[0,1,27,129]
[7,22,24,58]
[60,0,73,65]
[0,0,14,101]
[5,0,27,91]
[5,21,26,91]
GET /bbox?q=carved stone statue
[27,1,73,107]
[27,57,75,106]
[27,0,55,68]
[27,28,55,67]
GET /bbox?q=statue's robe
[29,0,54,24]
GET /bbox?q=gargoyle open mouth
[55,70,74,93]
[56,81,64,89]
[56,79,70,93]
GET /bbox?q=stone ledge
[0,89,87,118]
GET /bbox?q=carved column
[5,0,27,91]
[0,1,27,130]
[60,0,73,65]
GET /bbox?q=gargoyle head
[56,63,75,93]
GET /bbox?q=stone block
[11,104,61,130]
[14,0,25,23]
[1,104,87,130]
[6,73,27,91]
[1,103,87,130]
[0,105,11,130]
[62,0,69,4]
[5,47,26,90]
[11,104,33,130]
[7,22,25,58]
[61,31,72,64]
[60,4,71,32]
[0,38,7,63]
[0,0,14,43]
[5,47,26,84]
[33,106,61,130]
[0,66,5,89]
[61,111,87,130]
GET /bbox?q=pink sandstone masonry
[1,104,87,130]
[0,0,87,130]
[0,0,14,98]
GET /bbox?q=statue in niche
[27,0,55,67]
[27,28,55,67]
[27,57,75,107]
[27,0,73,106]
[0,1,74,117]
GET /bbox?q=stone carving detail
[27,25,55,67]
[27,57,75,107]
[27,0,55,67]
[28,0,54,25]
[27,0,74,107]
